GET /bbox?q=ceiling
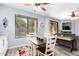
[3,3,79,20]
[47,3,79,19]
[3,3,49,16]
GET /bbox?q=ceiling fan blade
[40,3,49,5]
[71,10,79,14]
[24,4,33,6]
[74,14,79,17]
[41,6,46,11]
[76,14,79,15]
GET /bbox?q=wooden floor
[55,45,79,56]
[5,45,79,56]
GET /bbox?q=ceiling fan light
[34,6,42,12]
[34,6,38,11]
[38,6,42,11]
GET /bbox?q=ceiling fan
[24,3,49,11]
[70,10,79,17]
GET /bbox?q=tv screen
[63,26,71,30]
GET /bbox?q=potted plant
[59,30,63,36]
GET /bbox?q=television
[62,22,71,30]
[62,26,71,30]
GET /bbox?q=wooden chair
[37,33,57,56]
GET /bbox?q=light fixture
[34,4,42,12]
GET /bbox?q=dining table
[28,35,45,56]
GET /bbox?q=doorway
[50,20,58,34]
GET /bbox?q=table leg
[71,40,74,52]
[74,39,77,51]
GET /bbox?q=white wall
[0,5,52,47]
[74,20,79,36]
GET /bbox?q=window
[27,17,37,34]
[15,14,37,38]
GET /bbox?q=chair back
[27,34,36,56]
[44,33,57,55]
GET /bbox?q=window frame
[15,14,38,38]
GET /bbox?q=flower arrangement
[58,30,63,34]
[18,47,29,56]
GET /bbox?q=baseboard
[8,44,28,49]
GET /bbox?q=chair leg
[52,52,54,56]
[37,51,39,56]
[38,51,43,56]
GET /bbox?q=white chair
[27,34,34,56]
[27,34,37,56]
[37,33,57,56]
